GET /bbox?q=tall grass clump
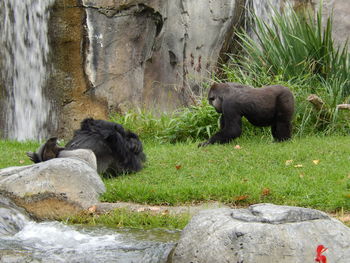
[236,2,349,90]
[110,109,169,140]
[160,100,220,143]
[223,1,350,136]
[111,100,220,143]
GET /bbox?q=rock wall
[48,0,246,138]
[1,0,348,139]
[48,0,108,138]
[318,0,350,46]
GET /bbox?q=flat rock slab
[172,203,350,263]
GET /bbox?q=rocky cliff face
[1,0,348,139]
[49,0,247,138]
[320,0,350,46]
[48,0,108,138]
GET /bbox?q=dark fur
[199,82,295,147]
[65,118,146,176]
[27,137,65,163]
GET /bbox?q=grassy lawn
[0,140,39,168]
[2,136,349,213]
[65,208,190,230]
[101,136,350,212]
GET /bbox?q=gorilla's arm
[26,137,64,163]
[219,115,225,129]
[125,131,143,154]
[199,106,242,147]
[26,151,41,163]
[208,115,242,144]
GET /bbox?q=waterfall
[245,0,288,36]
[251,0,283,22]
[0,0,55,141]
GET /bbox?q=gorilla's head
[208,83,224,113]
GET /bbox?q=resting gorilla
[65,118,146,176]
[198,82,294,147]
[27,118,146,177]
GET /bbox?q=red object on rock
[315,245,327,263]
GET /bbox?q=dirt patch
[95,201,350,226]
[96,201,231,216]
[9,192,81,220]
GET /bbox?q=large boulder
[0,149,105,219]
[172,203,350,263]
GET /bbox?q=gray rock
[58,149,97,170]
[172,203,350,263]
[316,0,350,46]
[0,153,105,219]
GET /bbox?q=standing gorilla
[65,118,146,176]
[199,82,294,147]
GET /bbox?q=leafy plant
[235,2,349,92]
[111,100,220,143]
[160,100,219,143]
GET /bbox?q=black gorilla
[199,82,294,147]
[65,118,146,176]
[26,137,64,163]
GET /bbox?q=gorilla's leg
[271,121,292,141]
[125,131,144,154]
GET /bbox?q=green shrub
[235,3,349,91]
[110,109,168,140]
[160,100,220,143]
[111,100,220,143]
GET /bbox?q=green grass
[64,208,189,230]
[1,136,350,213]
[0,140,39,168]
[1,136,350,229]
[98,136,350,212]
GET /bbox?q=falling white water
[245,0,284,34]
[252,0,283,23]
[0,0,55,141]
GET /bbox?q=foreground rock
[172,203,350,263]
[0,149,105,220]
